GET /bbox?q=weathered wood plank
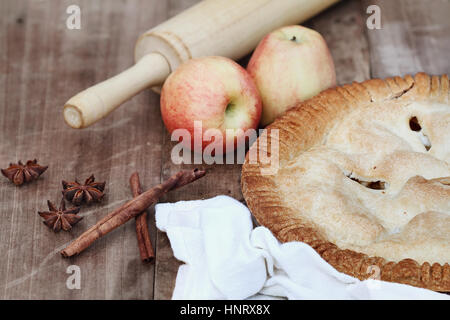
[362,0,450,77]
[0,0,166,299]
[153,0,203,301]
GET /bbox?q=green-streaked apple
[160,56,262,155]
[247,25,336,126]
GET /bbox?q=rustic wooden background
[0,0,448,299]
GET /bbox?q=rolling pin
[63,0,339,129]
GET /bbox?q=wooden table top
[0,0,449,299]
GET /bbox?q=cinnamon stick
[61,169,206,258]
[130,172,154,263]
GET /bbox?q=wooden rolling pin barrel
[63,0,339,129]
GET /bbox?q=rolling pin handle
[63,52,171,129]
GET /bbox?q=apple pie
[241,73,449,291]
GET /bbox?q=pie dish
[241,73,450,291]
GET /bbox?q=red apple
[160,56,262,155]
[247,25,336,126]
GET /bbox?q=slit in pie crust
[241,73,450,292]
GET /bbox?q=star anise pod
[62,175,106,205]
[38,198,82,232]
[1,159,48,186]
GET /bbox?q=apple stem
[225,102,235,115]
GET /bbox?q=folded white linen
[155,195,448,300]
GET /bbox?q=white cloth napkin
[155,195,449,300]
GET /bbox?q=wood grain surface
[0,0,448,299]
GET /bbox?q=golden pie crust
[242,73,450,292]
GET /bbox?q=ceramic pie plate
[241,73,449,292]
